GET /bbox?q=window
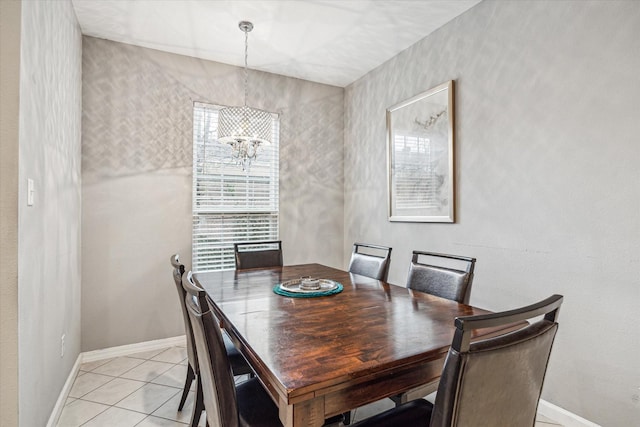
[192,102,279,272]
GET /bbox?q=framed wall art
[387,80,455,222]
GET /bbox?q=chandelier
[217,21,271,171]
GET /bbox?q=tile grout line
[74,360,139,427]
[53,343,188,427]
[61,346,189,427]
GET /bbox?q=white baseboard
[46,354,82,427]
[47,335,187,426]
[538,399,601,427]
[81,335,186,363]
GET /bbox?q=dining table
[193,263,513,427]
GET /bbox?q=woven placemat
[273,281,343,298]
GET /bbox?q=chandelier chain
[244,27,249,108]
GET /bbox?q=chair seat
[236,377,282,426]
[236,377,345,427]
[351,399,432,427]
[223,331,254,376]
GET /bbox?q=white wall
[17,1,83,426]
[81,37,344,351]
[344,1,639,425]
[0,1,21,425]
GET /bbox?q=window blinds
[192,102,279,272]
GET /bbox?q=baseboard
[81,335,186,363]
[46,354,82,427]
[538,399,601,427]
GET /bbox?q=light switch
[27,179,34,206]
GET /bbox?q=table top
[194,263,497,405]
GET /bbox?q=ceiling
[72,0,481,87]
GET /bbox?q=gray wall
[17,1,83,426]
[344,1,639,425]
[81,37,344,351]
[0,1,21,425]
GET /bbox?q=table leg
[279,396,325,427]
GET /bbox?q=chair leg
[178,364,196,411]
[190,375,205,427]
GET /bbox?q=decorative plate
[273,278,343,298]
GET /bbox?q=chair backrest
[430,295,563,427]
[234,240,283,270]
[183,271,239,427]
[406,251,476,304]
[170,254,197,372]
[348,243,392,281]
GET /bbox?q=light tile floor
[57,345,564,426]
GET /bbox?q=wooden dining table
[194,263,510,427]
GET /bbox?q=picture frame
[386,80,455,222]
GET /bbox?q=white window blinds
[192,102,279,272]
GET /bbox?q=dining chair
[183,270,283,426]
[351,294,564,427]
[348,243,392,281]
[344,242,393,424]
[234,240,283,270]
[170,255,253,427]
[389,251,477,407]
[406,251,476,304]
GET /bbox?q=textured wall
[344,1,639,425]
[81,37,344,351]
[0,1,21,425]
[17,1,83,426]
